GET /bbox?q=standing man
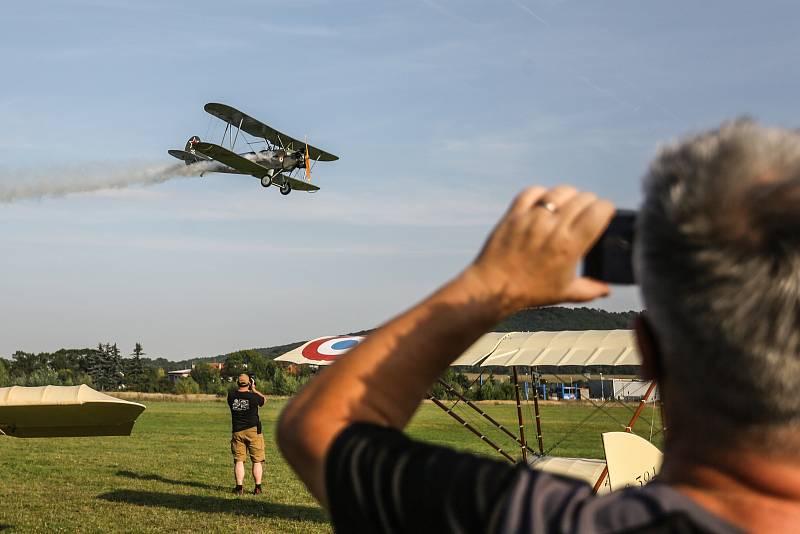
[228,373,266,495]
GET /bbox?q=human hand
[468,185,614,313]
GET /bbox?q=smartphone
[582,210,636,284]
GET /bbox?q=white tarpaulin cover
[275,330,640,373]
[0,385,146,438]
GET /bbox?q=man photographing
[228,373,266,495]
[278,120,800,532]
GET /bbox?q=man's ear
[634,313,663,382]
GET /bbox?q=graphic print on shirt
[232,398,250,412]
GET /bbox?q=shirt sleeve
[324,422,530,534]
[323,423,727,534]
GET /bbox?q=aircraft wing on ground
[0,385,145,438]
[528,456,611,494]
[477,330,640,374]
[204,103,339,162]
[276,330,640,373]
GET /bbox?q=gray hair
[636,119,800,436]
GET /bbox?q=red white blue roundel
[301,336,365,362]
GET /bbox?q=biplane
[276,331,664,494]
[168,103,339,195]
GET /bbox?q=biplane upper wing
[204,103,339,162]
[193,142,320,192]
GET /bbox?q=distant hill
[494,306,637,332]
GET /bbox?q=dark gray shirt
[325,423,741,533]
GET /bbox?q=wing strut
[232,117,244,149]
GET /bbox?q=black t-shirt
[325,423,741,534]
[227,390,265,433]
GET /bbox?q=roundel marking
[331,339,359,351]
[301,336,365,361]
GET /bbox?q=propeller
[304,136,311,182]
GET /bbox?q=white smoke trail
[0,160,214,203]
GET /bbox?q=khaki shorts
[230,426,265,463]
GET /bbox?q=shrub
[174,377,200,395]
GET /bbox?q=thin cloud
[257,21,341,38]
[3,232,472,257]
[510,0,550,27]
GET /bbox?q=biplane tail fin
[169,136,205,166]
[185,136,201,154]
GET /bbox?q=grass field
[0,398,662,533]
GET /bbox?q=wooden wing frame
[204,103,338,162]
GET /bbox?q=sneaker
[253,485,263,495]
[233,485,244,495]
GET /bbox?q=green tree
[137,367,170,393]
[247,352,276,384]
[109,343,123,389]
[477,374,498,400]
[222,352,248,380]
[269,367,300,396]
[155,370,174,393]
[88,343,123,391]
[10,351,48,379]
[190,363,222,394]
[0,359,11,387]
[26,368,59,386]
[125,342,148,391]
[174,376,200,395]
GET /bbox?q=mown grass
[0,398,662,533]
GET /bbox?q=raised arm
[277,186,614,507]
[250,385,266,405]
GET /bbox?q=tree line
[0,343,578,401]
[0,307,638,398]
[0,343,317,397]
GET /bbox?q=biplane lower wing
[270,173,320,192]
[193,142,320,192]
[204,103,338,162]
[193,142,270,177]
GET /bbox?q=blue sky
[2,1,799,359]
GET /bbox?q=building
[588,378,659,401]
[167,369,192,383]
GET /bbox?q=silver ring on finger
[533,200,558,214]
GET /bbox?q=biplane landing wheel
[261,176,272,188]
[280,183,291,196]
